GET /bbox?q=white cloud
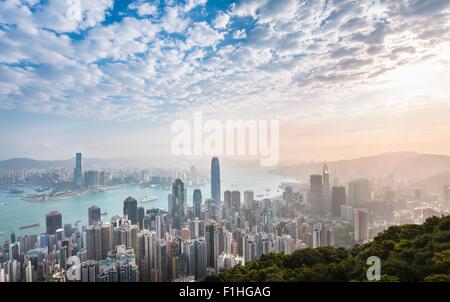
[232,0,268,18]
[183,0,207,13]
[161,6,190,33]
[0,0,450,126]
[129,2,158,17]
[213,12,230,29]
[233,29,246,39]
[186,21,224,48]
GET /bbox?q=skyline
[1,0,450,162]
[1,152,449,282]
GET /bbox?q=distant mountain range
[0,157,112,170]
[0,155,262,171]
[272,152,450,182]
[3,152,450,183]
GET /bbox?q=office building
[193,189,202,219]
[310,174,324,217]
[331,187,346,217]
[171,179,185,229]
[211,157,221,219]
[123,197,138,225]
[348,179,372,205]
[46,211,62,235]
[244,190,254,207]
[74,152,83,190]
[88,206,101,225]
[354,208,369,243]
[323,163,330,214]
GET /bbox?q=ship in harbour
[141,195,158,203]
[19,223,40,230]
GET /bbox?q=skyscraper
[331,187,346,217]
[85,170,99,188]
[137,206,145,230]
[348,179,372,205]
[323,163,330,215]
[123,197,138,225]
[231,191,241,210]
[88,206,101,225]
[74,153,83,190]
[244,190,254,207]
[194,237,207,281]
[171,179,185,229]
[414,189,423,204]
[354,208,369,243]
[443,185,450,205]
[211,157,221,219]
[46,211,62,235]
[193,189,202,219]
[310,175,324,217]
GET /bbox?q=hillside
[0,157,112,170]
[207,215,450,282]
[273,152,450,181]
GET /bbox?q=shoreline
[21,185,128,202]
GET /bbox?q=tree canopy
[207,216,450,282]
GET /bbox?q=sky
[0,0,450,164]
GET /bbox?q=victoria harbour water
[0,167,292,242]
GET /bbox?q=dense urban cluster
[209,215,450,282]
[1,153,450,282]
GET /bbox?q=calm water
[0,167,290,242]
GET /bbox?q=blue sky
[1,0,450,162]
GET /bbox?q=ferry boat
[141,195,158,203]
[101,211,107,216]
[19,223,40,230]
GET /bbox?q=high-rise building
[244,190,254,207]
[85,170,99,188]
[217,253,244,270]
[194,237,207,281]
[85,223,105,261]
[101,223,113,259]
[171,179,185,229]
[414,189,423,204]
[211,157,221,219]
[443,185,450,205]
[283,186,294,201]
[137,206,145,230]
[331,187,346,217]
[99,171,106,186]
[123,197,138,225]
[74,153,83,190]
[231,191,241,210]
[354,208,369,243]
[88,206,101,225]
[193,189,202,219]
[323,163,330,215]
[46,211,62,235]
[310,175,324,217]
[205,223,215,268]
[341,205,354,222]
[348,179,372,205]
